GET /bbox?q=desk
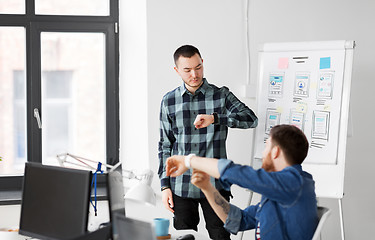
[9,230,210,240]
[0,231,27,240]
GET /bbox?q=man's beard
[262,158,276,172]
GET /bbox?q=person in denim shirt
[166,124,318,240]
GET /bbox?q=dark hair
[173,45,202,65]
[269,124,309,165]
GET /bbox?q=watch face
[212,112,218,124]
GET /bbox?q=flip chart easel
[250,40,355,240]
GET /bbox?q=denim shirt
[218,159,318,240]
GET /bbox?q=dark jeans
[172,189,231,240]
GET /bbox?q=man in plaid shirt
[158,45,258,239]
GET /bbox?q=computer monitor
[19,162,92,240]
[72,170,126,240]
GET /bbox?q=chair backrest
[312,206,331,240]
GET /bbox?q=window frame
[0,0,119,201]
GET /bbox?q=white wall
[119,0,149,174]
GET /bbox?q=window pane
[36,0,109,16]
[0,27,26,176]
[45,104,70,157]
[41,32,106,170]
[44,71,72,98]
[0,0,25,14]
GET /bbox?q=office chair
[312,206,331,240]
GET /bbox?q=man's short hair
[173,45,202,66]
[269,124,309,165]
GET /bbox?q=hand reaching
[191,170,213,192]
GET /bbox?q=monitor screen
[19,162,92,240]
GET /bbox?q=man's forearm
[201,187,229,223]
[190,156,220,178]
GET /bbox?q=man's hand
[191,170,214,192]
[194,114,214,129]
[166,155,189,177]
[161,188,174,213]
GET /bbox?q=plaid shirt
[158,79,258,198]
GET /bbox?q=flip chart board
[252,40,355,198]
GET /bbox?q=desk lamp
[56,153,156,208]
[123,168,156,206]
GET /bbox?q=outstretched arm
[166,155,220,179]
[191,170,229,223]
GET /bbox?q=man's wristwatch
[185,154,196,168]
[211,112,218,124]
[161,186,170,191]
